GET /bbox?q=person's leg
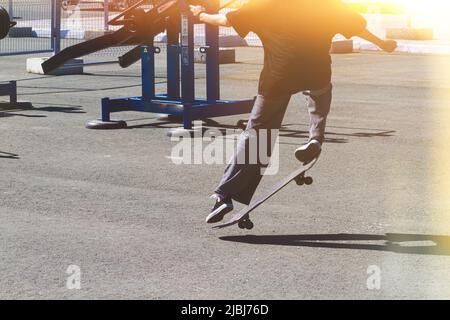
[306,83,332,144]
[215,94,291,205]
[295,84,332,163]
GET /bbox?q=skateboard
[213,158,318,230]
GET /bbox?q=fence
[0,0,54,56]
[0,0,433,59]
[57,1,257,56]
[0,0,146,58]
[0,1,258,58]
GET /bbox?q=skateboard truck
[237,214,254,230]
[294,173,313,186]
[237,174,313,230]
[213,158,318,230]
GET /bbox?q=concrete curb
[355,40,450,55]
[194,48,236,64]
[26,57,84,75]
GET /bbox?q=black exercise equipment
[0,6,16,40]
[0,9,17,105]
[41,0,181,73]
[0,81,17,105]
[41,0,224,73]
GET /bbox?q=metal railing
[1,0,445,59]
[0,0,54,56]
[0,0,257,58]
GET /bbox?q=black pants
[215,84,332,205]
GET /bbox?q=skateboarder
[189,0,398,223]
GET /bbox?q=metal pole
[141,45,155,100]
[101,98,111,122]
[167,21,180,100]
[52,0,61,54]
[7,0,13,19]
[104,0,110,32]
[10,81,17,104]
[180,8,195,104]
[206,0,220,102]
[179,2,195,130]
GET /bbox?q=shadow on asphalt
[18,84,143,95]
[220,233,450,256]
[201,119,395,143]
[0,102,85,116]
[127,118,396,144]
[1,102,36,119]
[0,102,33,110]
[0,112,46,118]
[0,151,19,159]
[34,106,85,113]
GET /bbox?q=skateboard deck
[213,158,318,230]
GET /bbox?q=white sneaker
[295,139,322,164]
[206,194,234,224]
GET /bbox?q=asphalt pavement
[1,48,450,299]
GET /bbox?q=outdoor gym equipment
[0,8,17,105]
[43,0,254,130]
[0,6,16,40]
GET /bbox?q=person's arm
[190,5,231,27]
[357,28,398,53]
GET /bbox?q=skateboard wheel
[238,218,254,230]
[295,177,305,186]
[305,177,313,185]
[238,220,247,229]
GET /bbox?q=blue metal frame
[97,0,254,130]
[0,81,17,104]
